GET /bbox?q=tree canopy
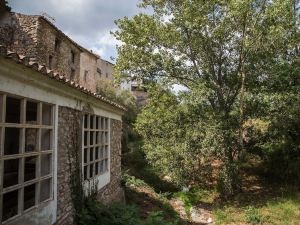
[114,0,300,196]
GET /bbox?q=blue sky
[7,0,146,62]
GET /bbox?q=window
[0,93,54,223]
[71,50,75,63]
[97,68,101,77]
[106,73,108,78]
[49,55,53,69]
[83,114,109,181]
[54,38,60,51]
[84,70,88,82]
[71,69,75,80]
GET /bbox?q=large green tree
[114,0,300,195]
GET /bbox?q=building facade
[0,46,125,225]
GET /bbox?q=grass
[213,189,300,225]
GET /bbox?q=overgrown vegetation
[70,0,300,224]
[114,0,300,198]
[78,198,181,225]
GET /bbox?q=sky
[7,0,147,63]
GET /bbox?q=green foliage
[96,80,137,109]
[122,172,148,187]
[262,92,300,184]
[244,206,262,225]
[78,198,180,225]
[115,0,300,196]
[144,211,178,225]
[135,85,204,186]
[217,162,241,197]
[1,0,10,11]
[96,79,140,156]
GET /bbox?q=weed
[244,206,262,224]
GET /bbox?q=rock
[169,198,188,220]
[190,206,213,224]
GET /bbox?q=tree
[0,0,11,14]
[114,0,300,196]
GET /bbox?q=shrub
[78,198,181,225]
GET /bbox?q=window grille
[0,93,54,223]
[83,114,109,181]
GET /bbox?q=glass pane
[90,148,94,162]
[100,132,103,144]
[84,148,88,164]
[4,128,20,155]
[25,128,38,152]
[99,161,104,174]
[105,118,108,129]
[100,146,104,159]
[40,179,51,202]
[41,154,51,176]
[96,116,99,129]
[100,118,104,129]
[95,132,100,144]
[90,131,94,146]
[3,159,19,188]
[24,156,37,181]
[5,96,21,123]
[84,114,88,129]
[90,115,94,129]
[42,104,52,125]
[24,184,36,210]
[95,162,99,175]
[95,147,99,160]
[84,131,88,146]
[105,132,108,143]
[2,190,19,221]
[26,101,38,124]
[41,129,51,150]
[89,163,94,178]
[84,166,88,180]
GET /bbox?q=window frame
[0,93,55,224]
[82,113,110,182]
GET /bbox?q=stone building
[97,59,114,82]
[0,44,125,225]
[79,51,100,93]
[0,11,102,92]
[0,11,148,105]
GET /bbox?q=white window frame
[82,113,110,187]
[0,93,55,224]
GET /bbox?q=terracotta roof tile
[0,46,126,111]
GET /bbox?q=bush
[263,145,300,185]
[78,198,181,225]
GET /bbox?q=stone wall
[79,52,98,92]
[97,58,114,82]
[56,108,124,224]
[0,13,82,80]
[56,106,82,225]
[97,119,125,203]
[0,13,39,56]
[36,18,81,80]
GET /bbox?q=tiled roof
[0,45,126,111]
